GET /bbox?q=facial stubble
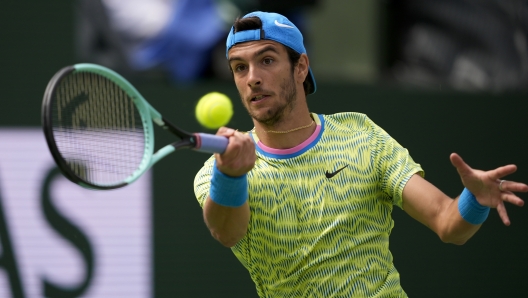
[240,72,297,127]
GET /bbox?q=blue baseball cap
[226,11,317,94]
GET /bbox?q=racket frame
[42,63,200,190]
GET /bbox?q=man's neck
[253,113,316,149]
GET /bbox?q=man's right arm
[202,127,256,247]
[204,198,250,247]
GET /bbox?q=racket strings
[51,72,146,186]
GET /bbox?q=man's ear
[296,54,310,83]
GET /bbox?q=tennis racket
[42,63,228,190]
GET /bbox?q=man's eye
[234,64,246,72]
[263,58,273,65]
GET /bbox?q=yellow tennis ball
[195,92,233,129]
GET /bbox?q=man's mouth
[251,95,267,102]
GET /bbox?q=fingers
[495,190,524,226]
[498,180,528,193]
[500,191,525,207]
[450,153,518,181]
[451,153,526,225]
[489,164,518,180]
[450,153,474,177]
[216,127,237,137]
[496,202,511,226]
[214,127,256,177]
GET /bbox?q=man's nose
[247,66,262,88]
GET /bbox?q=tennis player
[194,11,527,297]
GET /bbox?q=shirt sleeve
[193,155,215,208]
[367,118,424,209]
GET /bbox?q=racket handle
[195,133,228,154]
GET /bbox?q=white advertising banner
[0,128,151,298]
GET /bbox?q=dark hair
[233,16,262,33]
[231,17,311,95]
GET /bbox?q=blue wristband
[209,163,248,207]
[458,188,490,225]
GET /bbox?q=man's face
[228,40,297,126]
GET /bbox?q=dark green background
[1,1,527,297]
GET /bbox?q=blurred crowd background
[77,0,528,92]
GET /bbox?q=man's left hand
[451,153,528,226]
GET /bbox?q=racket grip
[195,133,228,154]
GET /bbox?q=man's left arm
[402,153,528,245]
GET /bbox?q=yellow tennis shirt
[194,112,423,297]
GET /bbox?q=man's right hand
[214,127,256,177]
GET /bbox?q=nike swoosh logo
[325,165,349,179]
[274,20,294,28]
